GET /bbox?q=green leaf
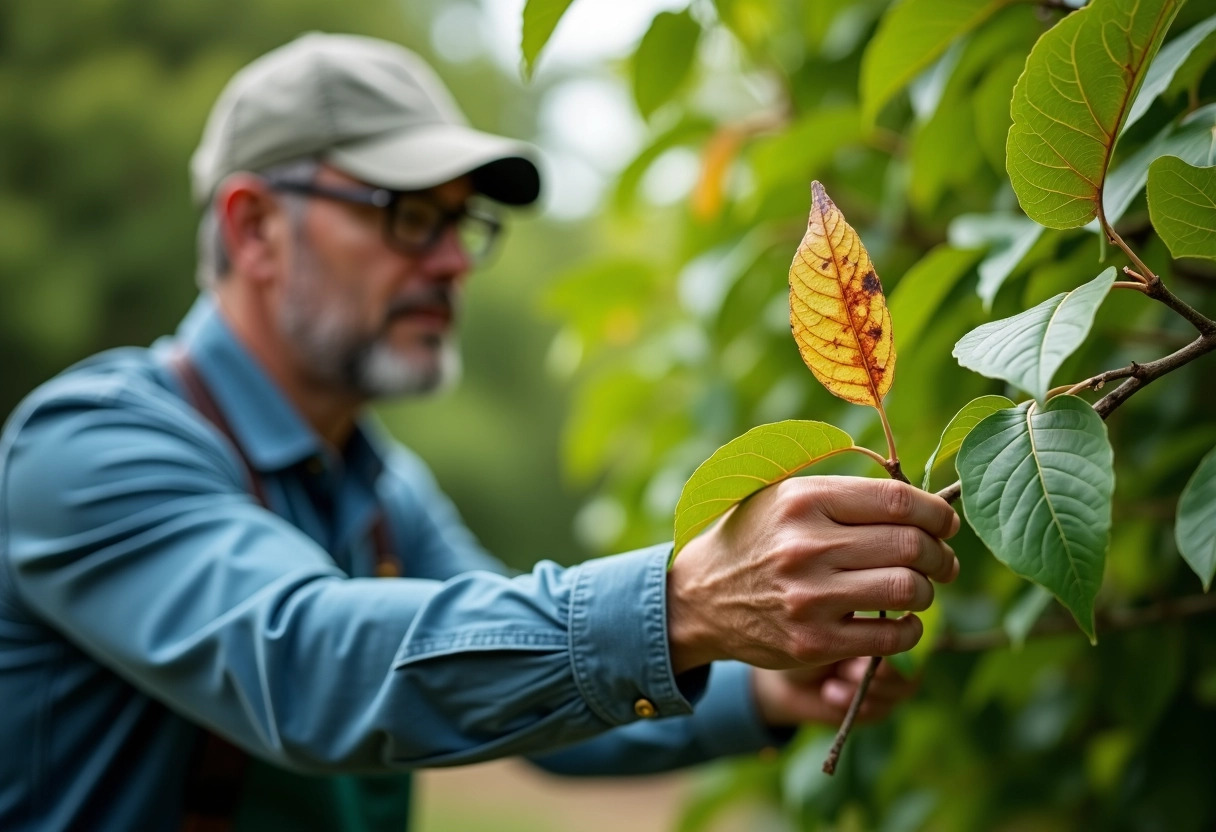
[1147,156,1216,260]
[521,0,578,79]
[1100,103,1216,226]
[1007,0,1183,229]
[909,92,984,212]
[748,106,862,198]
[632,10,701,119]
[1166,25,1216,101]
[948,213,1045,310]
[888,245,983,355]
[860,0,1014,125]
[952,267,1117,402]
[672,421,856,558]
[1003,583,1054,650]
[1176,445,1216,591]
[958,397,1115,642]
[974,55,1027,173]
[1124,14,1216,133]
[922,395,1016,490]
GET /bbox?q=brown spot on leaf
[868,326,883,339]
[861,272,881,294]
[821,260,831,270]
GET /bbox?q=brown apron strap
[167,349,401,829]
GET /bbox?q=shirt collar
[170,295,384,479]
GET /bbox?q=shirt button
[375,561,401,578]
[633,698,657,719]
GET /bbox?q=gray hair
[195,157,322,290]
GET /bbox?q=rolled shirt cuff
[567,543,696,725]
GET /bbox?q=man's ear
[215,173,289,285]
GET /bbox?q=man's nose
[420,224,472,280]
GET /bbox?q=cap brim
[326,124,541,206]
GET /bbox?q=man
[0,33,959,831]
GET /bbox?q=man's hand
[666,476,959,673]
[751,660,917,726]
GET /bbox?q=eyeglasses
[266,179,503,262]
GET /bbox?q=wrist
[666,547,721,674]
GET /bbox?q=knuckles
[886,568,932,610]
[892,526,923,567]
[879,479,914,521]
[876,616,922,656]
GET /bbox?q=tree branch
[935,328,1216,507]
[1142,273,1216,338]
[936,592,1216,652]
[1092,332,1216,418]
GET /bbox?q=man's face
[275,165,474,398]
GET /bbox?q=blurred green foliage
[528,0,1216,829]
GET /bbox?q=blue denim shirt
[0,297,780,831]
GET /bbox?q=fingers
[816,478,959,540]
[823,612,924,659]
[822,524,959,584]
[824,567,935,612]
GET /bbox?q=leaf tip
[810,180,832,213]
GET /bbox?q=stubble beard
[276,243,463,400]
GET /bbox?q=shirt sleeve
[0,383,703,774]
[526,661,791,776]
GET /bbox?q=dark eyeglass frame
[265,178,503,260]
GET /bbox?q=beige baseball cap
[190,32,541,206]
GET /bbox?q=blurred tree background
[5,0,1216,830]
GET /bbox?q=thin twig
[821,655,881,774]
[1099,207,1156,284]
[849,445,892,468]
[1113,281,1150,293]
[935,323,1216,506]
[936,592,1216,652]
[823,414,907,775]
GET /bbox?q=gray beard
[276,261,462,399]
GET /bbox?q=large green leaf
[953,267,1116,401]
[1007,0,1183,228]
[957,397,1115,642]
[520,0,578,79]
[1176,446,1216,591]
[672,421,855,558]
[632,10,701,119]
[859,0,1014,125]
[921,395,1016,490]
[1124,13,1216,132]
[1147,156,1216,260]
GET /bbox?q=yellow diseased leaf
[789,181,895,408]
